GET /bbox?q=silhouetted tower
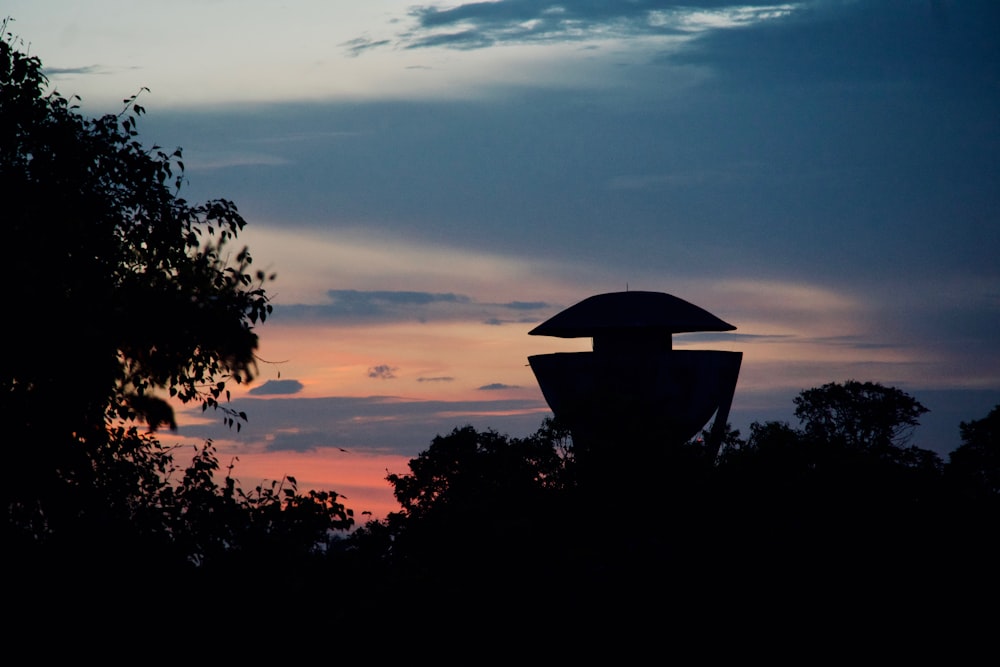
[527,291,742,471]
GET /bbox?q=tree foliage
[1,22,354,568]
[947,404,1000,497]
[793,380,929,453]
[386,418,573,523]
[376,418,575,565]
[2,20,270,425]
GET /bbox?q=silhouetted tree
[710,386,949,573]
[346,388,1000,634]
[0,23,354,580]
[794,380,929,454]
[385,419,572,529]
[350,420,579,604]
[716,419,808,473]
[946,404,1000,498]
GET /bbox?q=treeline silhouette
[341,389,1000,631]
[9,385,998,640]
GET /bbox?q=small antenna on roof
[626,282,629,292]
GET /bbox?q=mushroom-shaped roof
[528,291,736,338]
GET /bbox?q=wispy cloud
[391,1,798,51]
[340,35,392,57]
[670,0,1000,87]
[43,65,104,76]
[484,317,542,326]
[366,0,1000,97]
[678,332,788,344]
[333,289,468,313]
[367,364,398,380]
[184,152,292,171]
[179,395,552,454]
[478,382,520,391]
[501,301,550,310]
[248,379,305,396]
[273,289,553,326]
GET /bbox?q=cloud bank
[274,289,554,326]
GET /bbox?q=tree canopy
[1,21,355,570]
[793,379,929,453]
[1,19,270,430]
[947,404,1000,498]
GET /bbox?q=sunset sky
[8,1,999,520]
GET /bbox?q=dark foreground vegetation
[3,20,997,649]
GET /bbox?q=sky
[7,0,1000,521]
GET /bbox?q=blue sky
[8,1,999,517]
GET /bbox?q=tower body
[527,291,742,457]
